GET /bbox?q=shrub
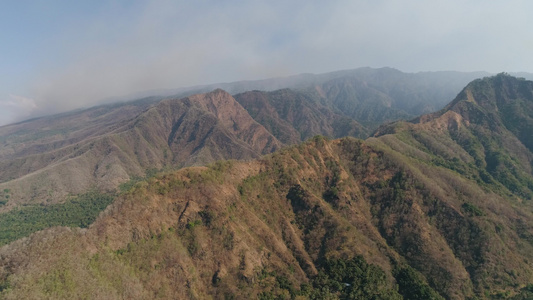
[461,203,484,217]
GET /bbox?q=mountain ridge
[1,73,533,299]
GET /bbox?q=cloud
[2,95,37,110]
[0,95,38,125]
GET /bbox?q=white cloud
[3,94,37,110]
[0,95,38,125]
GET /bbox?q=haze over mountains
[0,68,490,207]
[0,69,533,299]
[4,67,496,127]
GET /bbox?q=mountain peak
[447,73,532,110]
[403,74,533,135]
[374,73,533,201]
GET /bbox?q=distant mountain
[0,96,160,162]
[298,68,490,128]
[1,74,533,299]
[511,72,533,81]
[143,68,490,128]
[231,68,492,134]
[0,90,281,208]
[132,67,488,103]
[234,88,368,144]
[97,68,489,131]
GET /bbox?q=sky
[1,0,533,126]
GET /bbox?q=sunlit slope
[0,90,281,208]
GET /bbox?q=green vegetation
[303,257,403,299]
[0,188,10,206]
[1,131,533,298]
[0,191,115,246]
[254,257,406,300]
[510,284,533,300]
[394,266,444,300]
[119,167,162,193]
[461,202,484,217]
[255,270,297,300]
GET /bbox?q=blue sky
[1,0,533,125]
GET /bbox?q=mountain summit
[445,73,533,152]
[376,74,533,200]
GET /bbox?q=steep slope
[234,88,368,144]
[0,139,443,299]
[370,74,533,297]
[232,68,476,145]
[1,134,532,299]
[306,74,411,128]
[135,89,280,166]
[376,73,533,200]
[444,73,533,154]
[3,71,531,299]
[0,90,281,208]
[0,74,530,300]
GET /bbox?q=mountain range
[0,70,532,299]
[0,68,491,209]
